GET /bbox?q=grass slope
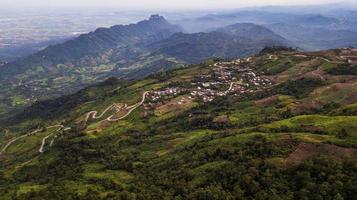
[0,49,356,199]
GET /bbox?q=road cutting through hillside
[38,125,64,153]
[49,136,57,147]
[0,125,67,155]
[0,129,41,155]
[85,91,148,123]
[85,105,116,122]
[106,91,149,122]
[226,82,234,93]
[48,127,71,147]
[317,57,331,62]
[0,91,148,156]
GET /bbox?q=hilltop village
[142,48,357,112]
[80,48,357,125]
[144,57,273,110]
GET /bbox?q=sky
[1,0,355,10]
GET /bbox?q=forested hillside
[0,16,290,120]
[0,48,356,199]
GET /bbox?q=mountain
[0,19,291,118]
[176,11,292,32]
[216,23,291,44]
[267,23,357,51]
[0,15,182,117]
[293,14,339,26]
[0,36,73,63]
[0,48,356,199]
[176,10,357,51]
[149,23,292,63]
[0,15,182,79]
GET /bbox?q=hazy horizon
[1,0,356,10]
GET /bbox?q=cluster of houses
[240,70,272,89]
[144,58,273,107]
[337,48,357,63]
[190,59,272,102]
[147,87,187,102]
[142,49,357,111]
[144,87,188,108]
[341,56,357,64]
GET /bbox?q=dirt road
[0,129,41,155]
[38,125,64,153]
[106,91,148,122]
[85,91,149,123]
[0,125,66,155]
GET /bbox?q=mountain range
[149,23,291,63]
[0,6,356,199]
[176,10,357,51]
[0,15,291,118]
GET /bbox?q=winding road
[317,57,331,63]
[0,125,68,155]
[226,82,234,93]
[85,105,116,122]
[38,125,64,153]
[106,91,148,122]
[0,129,41,155]
[85,91,149,123]
[1,92,148,156]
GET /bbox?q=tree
[333,193,344,200]
[337,128,349,139]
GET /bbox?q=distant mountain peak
[215,23,292,46]
[149,14,166,21]
[0,15,182,101]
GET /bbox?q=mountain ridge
[176,10,357,51]
[0,48,356,199]
[0,17,291,118]
[148,23,292,63]
[0,15,182,79]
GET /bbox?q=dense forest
[0,48,356,199]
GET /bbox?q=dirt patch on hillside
[311,82,357,102]
[293,100,324,114]
[255,95,278,106]
[157,137,187,156]
[303,69,326,81]
[285,142,356,167]
[155,96,193,116]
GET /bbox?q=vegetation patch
[284,142,356,166]
[324,63,357,75]
[274,77,324,98]
[257,57,295,75]
[330,103,357,116]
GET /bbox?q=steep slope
[149,23,292,63]
[216,23,292,44]
[0,15,181,79]
[0,20,293,119]
[0,36,73,62]
[0,15,182,117]
[0,48,356,199]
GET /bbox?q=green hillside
[0,48,356,199]
[0,18,292,120]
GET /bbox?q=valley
[0,1,357,199]
[0,47,356,199]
